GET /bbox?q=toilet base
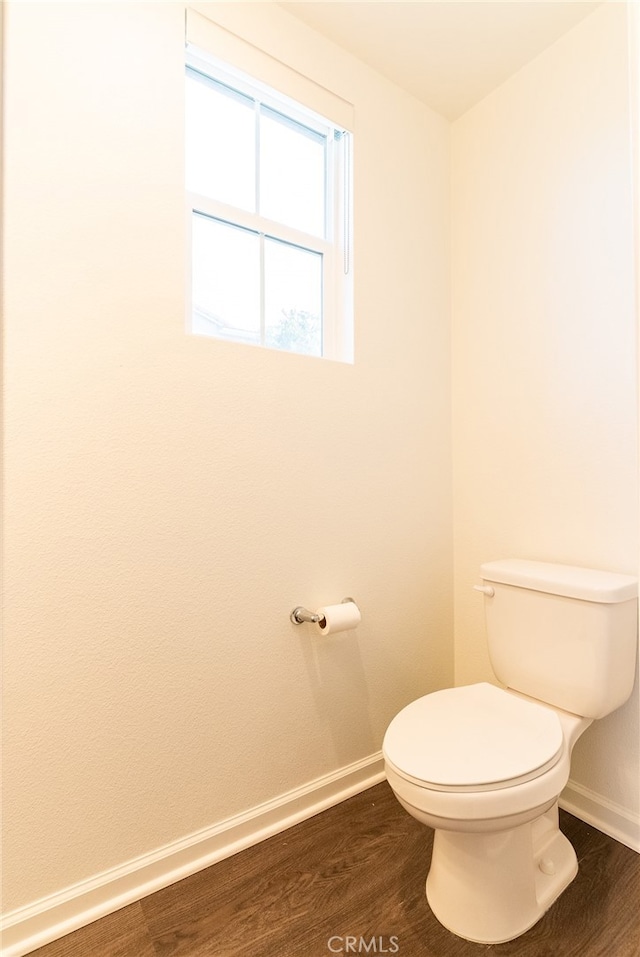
[425,803,578,944]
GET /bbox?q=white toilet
[383,559,638,944]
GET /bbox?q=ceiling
[279,1,602,119]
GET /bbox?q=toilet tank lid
[480,559,638,603]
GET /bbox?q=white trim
[187,47,338,142]
[185,8,355,132]
[560,778,640,853]
[1,753,385,957]
[187,194,333,258]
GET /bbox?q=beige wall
[452,2,638,821]
[2,1,452,911]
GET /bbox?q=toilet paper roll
[316,601,361,636]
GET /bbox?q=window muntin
[186,52,351,361]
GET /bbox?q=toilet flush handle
[473,584,495,597]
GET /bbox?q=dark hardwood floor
[31,782,639,957]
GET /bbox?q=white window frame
[185,47,352,361]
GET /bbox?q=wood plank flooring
[30,782,640,957]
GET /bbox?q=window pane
[264,239,322,357]
[186,70,255,212]
[260,107,326,238]
[191,214,260,344]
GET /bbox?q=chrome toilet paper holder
[290,597,356,625]
[290,607,322,625]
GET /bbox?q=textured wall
[452,2,638,817]
[2,1,453,910]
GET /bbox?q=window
[186,52,353,361]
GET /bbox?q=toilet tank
[479,559,638,719]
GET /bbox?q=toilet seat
[383,683,564,793]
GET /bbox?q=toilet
[383,559,638,944]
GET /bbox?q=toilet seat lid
[383,683,564,792]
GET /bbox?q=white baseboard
[2,753,385,957]
[560,778,640,853]
[5,759,634,957]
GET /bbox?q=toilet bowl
[383,682,592,943]
[383,560,638,945]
